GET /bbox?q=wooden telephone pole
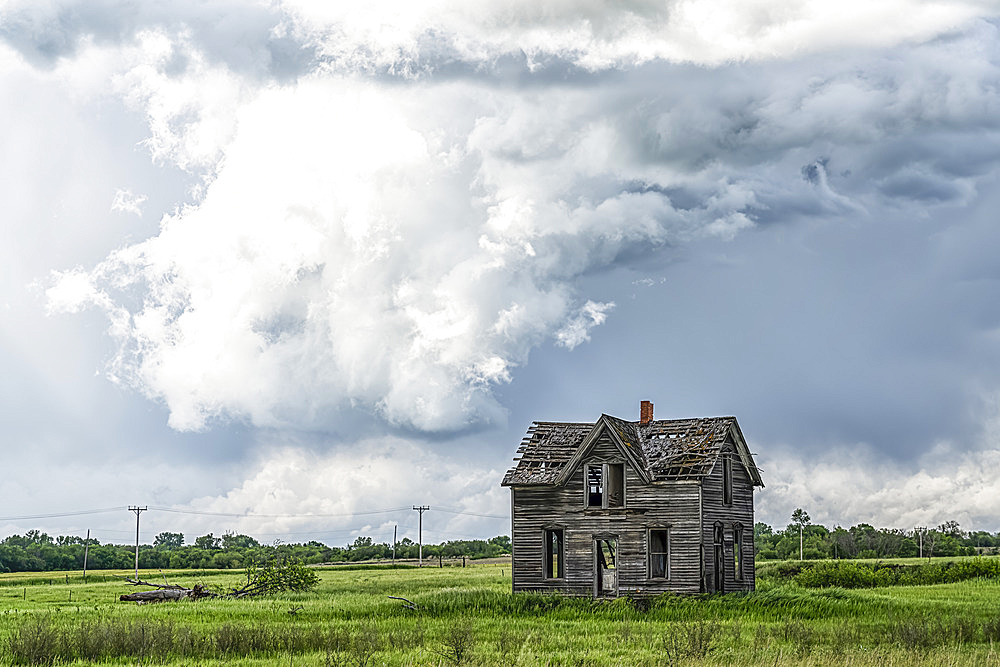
[82,529,90,582]
[412,506,429,566]
[128,506,147,580]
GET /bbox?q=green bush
[791,557,1000,589]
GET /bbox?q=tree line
[0,529,512,573]
[756,510,999,560]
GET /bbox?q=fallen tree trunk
[118,559,319,604]
[119,583,214,603]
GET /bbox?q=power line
[0,507,125,521]
[0,505,506,523]
[420,526,509,540]
[147,506,410,519]
[434,507,509,519]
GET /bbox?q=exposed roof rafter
[502,414,764,487]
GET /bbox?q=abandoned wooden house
[501,401,763,597]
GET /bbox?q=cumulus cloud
[556,300,614,349]
[758,444,1000,532]
[756,394,1000,531]
[175,437,508,542]
[42,73,761,433]
[36,9,1000,438]
[287,0,987,70]
[4,0,985,76]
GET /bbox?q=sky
[3,0,1000,548]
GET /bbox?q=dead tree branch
[388,595,419,610]
[119,558,319,605]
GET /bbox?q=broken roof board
[502,415,763,487]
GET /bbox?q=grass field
[2,559,1000,665]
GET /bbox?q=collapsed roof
[501,414,763,487]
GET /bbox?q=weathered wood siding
[511,431,703,596]
[701,435,755,592]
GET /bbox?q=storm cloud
[3,1,1000,538]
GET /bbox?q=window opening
[586,463,625,508]
[607,464,624,507]
[587,465,603,507]
[733,523,743,581]
[544,529,564,579]
[649,529,670,579]
[722,452,733,506]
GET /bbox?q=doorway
[594,538,618,597]
[713,522,725,593]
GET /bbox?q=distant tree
[24,530,53,545]
[194,533,221,550]
[791,509,811,561]
[830,527,854,559]
[153,532,185,549]
[938,520,963,539]
[220,533,259,549]
[489,535,512,552]
[923,529,939,560]
[935,533,960,557]
[753,522,773,555]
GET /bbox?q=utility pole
[392,525,397,563]
[82,529,90,583]
[129,506,147,580]
[412,506,430,567]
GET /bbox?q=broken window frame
[722,452,733,506]
[584,462,625,509]
[543,528,565,579]
[648,527,671,580]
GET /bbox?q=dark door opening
[713,544,725,593]
[594,538,618,597]
[713,521,725,593]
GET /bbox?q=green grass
[2,559,1000,665]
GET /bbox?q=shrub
[792,557,1000,589]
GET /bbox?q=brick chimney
[640,400,654,425]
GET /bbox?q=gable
[722,420,763,487]
[553,415,652,487]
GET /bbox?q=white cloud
[556,300,615,349]
[757,436,1000,532]
[47,71,754,433]
[111,188,148,216]
[41,13,1000,438]
[44,269,103,314]
[113,30,253,171]
[287,0,987,70]
[177,437,508,543]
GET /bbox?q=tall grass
[3,561,1000,665]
